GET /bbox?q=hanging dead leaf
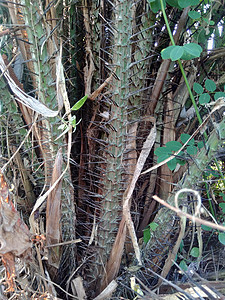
[0,171,32,292]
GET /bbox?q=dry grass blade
[123,119,156,264]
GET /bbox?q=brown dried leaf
[46,149,63,266]
[2,252,16,292]
[0,172,32,257]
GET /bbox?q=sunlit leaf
[71,95,88,111]
[149,222,159,231]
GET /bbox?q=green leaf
[188,11,201,19]
[71,95,88,111]
[183,43,202,58]
[197,141,204,149]
[170,46,184,61]
[180,133,195,146]
[214,92,225,100]
[179,260,188,271]
[179,240,184,252]
[166,141,182,151]
[205,79,216,92]
[178,0,199,8]
[177,158,186,166]
[161,46,176,60]
[148,0,165,13]
[209,20,215,25]
[186,145,198,155]
[218,232,225,245]
[167,158,177,171]
[154,147,170,156]
[143,228,151,244]
[149,222,159,231]
[190,247,199,257]
[193,82,204,94]
[199,93,210,104]
[201,225,212,231]
[166,0,180,7]
[69,116,77,128]
[219,203,225,213]
[157,153,170,163]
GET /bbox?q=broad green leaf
[219,203,225,213]
[170,45,184,61]
[201,225,212,231]
[214,92,225,100]
[186,145,198,155]
[167,158,177,171]
[224,85,225,92]
[178,0,199,8]
[183,43,202,58]
[149,222,159,231]
[180,133,195,146]
[161,45,176,60]
[218,232,225,245]
[205,79,216,92]
[209,20,215,25]
[157,153,170,163]
[166,0,180,7]
[197,141,204,149]
[179,260,188,271]
[148,0,165,13]
[177,158,186,166]
[143,228,151,244]
[188,11,201,19]
[193,82,204,94]
[199,93,210,104]
[166,141,182,151]
[154,147,170,156]
[181,51,197,61]
[190,247,199,257]
[71,95,88,111]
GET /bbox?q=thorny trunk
[0,0,225,298]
